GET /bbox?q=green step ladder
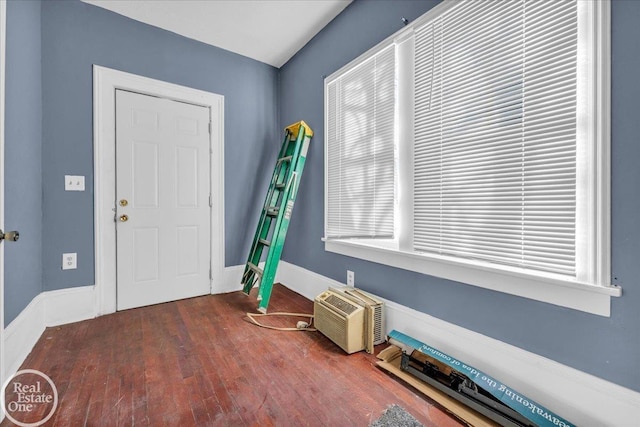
[241,121,313,313]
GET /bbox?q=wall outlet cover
[65,175,85,191]
[62,253,77,270]
[347,270,355,286]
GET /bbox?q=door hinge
[209,268,212,280]
[208,122,212,134]
[209,194,213,207]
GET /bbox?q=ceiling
[83,0,352,68]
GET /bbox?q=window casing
[324,0,616,316]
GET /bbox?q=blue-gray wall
[4,0,279,323]
[5,0,43,324]
[279,0,640,392]
[39,0,279,292]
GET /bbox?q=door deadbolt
[119,199,128,207]
[0,229,20,242]
[119,215,129,222]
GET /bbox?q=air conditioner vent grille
[373,306,383,343]
[325,294,359,315]
[315,303,347,347]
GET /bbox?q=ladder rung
[266,206,280,217]
[258,238,271,246]
[248,262,263,276]
[275,183,285,189]
[277,156,293,164]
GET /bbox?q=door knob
[119,215,129,222]
[0,229,20,242]
[119,199,128,207]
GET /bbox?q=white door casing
[94,66,224,315]
[115,90,211,310]
[0,0,7,394]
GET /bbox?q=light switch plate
[65,175,85,191]
[62,253,77,270]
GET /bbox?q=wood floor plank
[1,284,463,427]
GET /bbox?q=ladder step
[277,156,293,164]
[266,206,280,217]
[275,183,285,190]
[248,262,263,276]
[258,238,271,247]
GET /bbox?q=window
[324,0,617,316]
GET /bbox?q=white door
[0,0,6,392]
[115,90,211,310]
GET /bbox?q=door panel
[116,90,210,310]
[132,141,159,208]
[176,146,198,207]
[133,227,159,282]
[176,225,199,276]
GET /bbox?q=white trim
[220,265,245,294]
[219,262,266,295]
[43,286,97,327]
[595,0,611,288]
[3,293,45,381]
[3,286,97,384]
[275,261,640,427]
[210,98,225,294]
[575,0,612,288]
[274,262,341,301]
[93,65,225,315]
[325,239,616,316]
[0,0,7,417]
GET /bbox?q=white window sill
[324,239,621,317]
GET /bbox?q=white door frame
[0,0,7,397]
[93,65,225,315]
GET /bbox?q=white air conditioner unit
[329,286,385,354]
[314,290,365,354]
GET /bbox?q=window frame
[323,0,618,316]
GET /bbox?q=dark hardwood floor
[2,284,463,426]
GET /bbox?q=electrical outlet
[65,175,85,191]
[347,270,355,286]
[62,253,77,270]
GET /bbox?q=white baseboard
[217,263,266,295]
[44,286,97,327]
[217,265,245,294]
[275,261,640,426]
[3,286,97,381]
[4,293,46,380]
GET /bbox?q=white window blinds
[413,0,578,276]
[326,44,396,238]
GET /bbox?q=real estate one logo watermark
[2,369,58,427]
